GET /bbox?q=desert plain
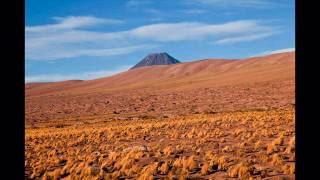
[25,52,295,179]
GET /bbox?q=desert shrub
[163,146,174,156]
[138,162,159,180]
[271,154,283,166]
[159,161,170,175]
[183,156,198,171]
[273,134,285,146]
[228,163,252,178]
[221,146,232,153]
[204,151,215,160]
[200,163,210,175]
[217,156,228,170]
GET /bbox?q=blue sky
[25,0,295,82]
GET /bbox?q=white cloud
[180,9,207,14]
[259,48,295,56]
[26,44,156,61]
[25,16,152,61]
[26,16,123,33]
[214,31,277,44]
[26,30,127,50]
[26,16,279,61]
[248,48,295,58]
[130,20,275,42]
[189,0,279,8]
[25,65,132,83]
[145,8,164,15]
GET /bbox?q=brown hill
[26,52,294,97]
[25,52,295,124]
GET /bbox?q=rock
[122,145,151,153]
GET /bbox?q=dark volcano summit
[130,52,180,69]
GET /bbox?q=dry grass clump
[254,140,263,150]
[187,128,197,138]
[228,162,252,178]
[216,156,228,171]
[266,143,276,154]
[138,162,159,180]
[163,146,174,156]
[266,137,283,154]
[282,164,295,175]
[172,155,198,175]
[204,151,216,160]
[273,134,285,146]
[108,151,120,161]
[238,142,248,148]
[159,161,170,175]
[221,146,232,153]
[233,129,244,137]
[271,153,284,166]
[183,156,198,171]
[200,163,210,175]
[25,109,295,179]
[285,137,295,154]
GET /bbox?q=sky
[25,0,295,83]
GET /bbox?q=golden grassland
[25,108,295,179]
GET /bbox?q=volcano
[130,52,180,69]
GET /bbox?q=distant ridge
[25,52,294,97]
[130,52,180,69]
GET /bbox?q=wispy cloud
[130,20,278,42]
[144,8,164,15]
[27,44,156,61]
[214,31,278,45]
[26,16,156,61]
[25,65,132,83]
[126,0,151,7]
[259,48,295,56]
[180,9,207,14]
[188,0,283,8]
[26,16,123,33]
[26,16,279,61]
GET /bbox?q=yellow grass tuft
[159,161,170,175]
[254,140,262,150]
[138,162,159,180]
[282,164,295,175]
[200,163,210,175]
[163,146,174,156]
[271,153,283,166]
[217,156,227,170]
[183,156,198,171]
[228,163,252,178]
[273,134,284,146]
[205,150,216,160]
[222,146,232,153]
[108,151,119,161]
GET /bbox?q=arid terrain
[25,52,295,179]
